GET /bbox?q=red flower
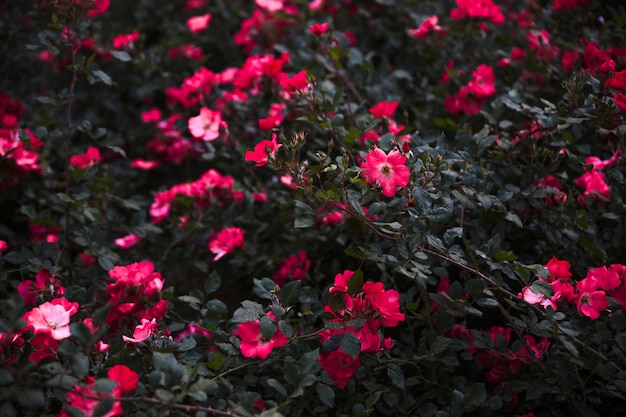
[362,282,405,327]
[545,257,572,282]
[108,365,139,394]
[319,349,360,388]
[360,148,410,197]
[245,135,282,167]
[70,146,101,169]
[0,240,7,252]
[208,227,245,260]
[274,250,310,287]
[449,0,504,25]
[614,93,626,112]
[408,16,445,39]
[309,22,329,36]
[235,318,288,359]
[576,170,610,204]
[369,101,399,119]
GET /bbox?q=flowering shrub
[1,0,626,416]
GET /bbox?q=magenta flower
[360,148,410,197]
[208,227,245,261]
[245,135,282,167]
[235,319,288,359]
[186,14,211,32]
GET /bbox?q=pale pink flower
[22,299,78,340]
[186,14,211,32]
[188,107,223,141]
[122,318,158,343]
[114,233,142,249]
[256,0,284,12]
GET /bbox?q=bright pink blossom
[245,135,282,167]
[0,240,7,252]
[409,16,444,39]
[235,318,288,359]
[576,170,610,204]
[122,318,158,343]
[112,31,139,49]
[130,159,160,170]
[545,257,572,282]
[114,233,142,249]
[369,101,398,119]
[362,281,406,327]
[186,14,211,32]
[188,107,223,141]
[360,148,410,197]
[208,227,245,260]
[309,22,329,36]
[575,278,608,320]
[449,0,504,25]
[274,250,310,287]
[256,0,284,12]
[329,270,354,294]
[70,146,101,169]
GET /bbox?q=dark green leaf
[281,280,301,306]
[16,389,45,409]
[316,383,335,408]
[340,332,361,359]
[386,363,405,390]
[259,315,277,341]
[347,269,363,295]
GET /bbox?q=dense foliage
[1,0,626,416]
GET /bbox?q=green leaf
[253,278,275,300]
[505,212,523,228]
[204,271,222,294]
[267,378,288,396]
[476,298,499,308]
[377,133,395,151]
[152,352,184,386]
[340,332,361,359]
[281,280,301,306]
[316,383,335,408]
[294,216,315,228]
[16,389,46,409]
[0,368,13,385]
[90,69,113,86]
[70,322,92,347]
[93,397,115,417]
[110,50,131,62]
[260,315,277,341]
[386,363,405,390]
[450,389,463,417]
[299,348,320,375]
[464,383,486,407]
[347,269,364,295]
[71,353,90,379]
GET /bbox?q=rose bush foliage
[1,0,626,416]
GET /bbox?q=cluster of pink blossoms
[150,168,240,223]
[449,0,505,26]
[59,364,138,417]
[273,250,310,287]
[105,261,167,334]
[361,100,410,145]
[319,270,405,388]
[444,64,497,115]
[234,312,289,360]
[576,151,620,204]
[0,92,42,188]
[451,324,549,392]
[521,257,626,320]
